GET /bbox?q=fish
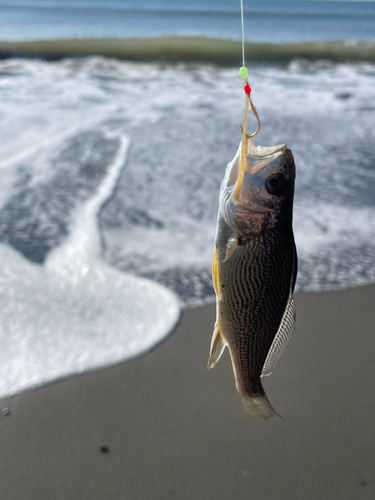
[208,137,297,420]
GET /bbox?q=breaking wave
[1,37,375,63]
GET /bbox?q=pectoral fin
[224,235,238,262]
[207,324,227,370]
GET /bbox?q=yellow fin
[212,245,220,298]
[207,324,227,370]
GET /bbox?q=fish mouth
[225,141,287,189]
[246,141,287,175]
[248,143,286,159]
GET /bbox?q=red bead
[244,82,251,95]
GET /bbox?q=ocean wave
[1,37,375,63]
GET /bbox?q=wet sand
[1,284,375,500]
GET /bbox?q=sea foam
[0,132,180,399]
[1,56,375,311]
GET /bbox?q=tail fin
[240,393,281,420]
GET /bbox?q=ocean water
[1,0,375,42]
[0,1,375,396]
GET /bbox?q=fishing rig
[233,0,261,203]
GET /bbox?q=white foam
[1,56,375,307]
[0,132,180,399]
[295,202,375,258]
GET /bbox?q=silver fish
[209,138,297,420]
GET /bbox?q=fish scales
[218,229,294,395]
[209,140,297,420]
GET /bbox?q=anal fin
[207,324,226,370]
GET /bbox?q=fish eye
[265,173,287,196]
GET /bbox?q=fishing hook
[240,97,261,139]
[248,97,261,138]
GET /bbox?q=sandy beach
[1,284,375,499]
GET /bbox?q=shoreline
[1,283,375,499]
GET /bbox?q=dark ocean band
[1,36,375,63]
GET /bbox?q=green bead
[239,66,248,79]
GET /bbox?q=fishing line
[240,0,245,68]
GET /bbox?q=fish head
[220,140,295,239]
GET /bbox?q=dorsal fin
[261,291,295,377]
[261,251,297,377]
